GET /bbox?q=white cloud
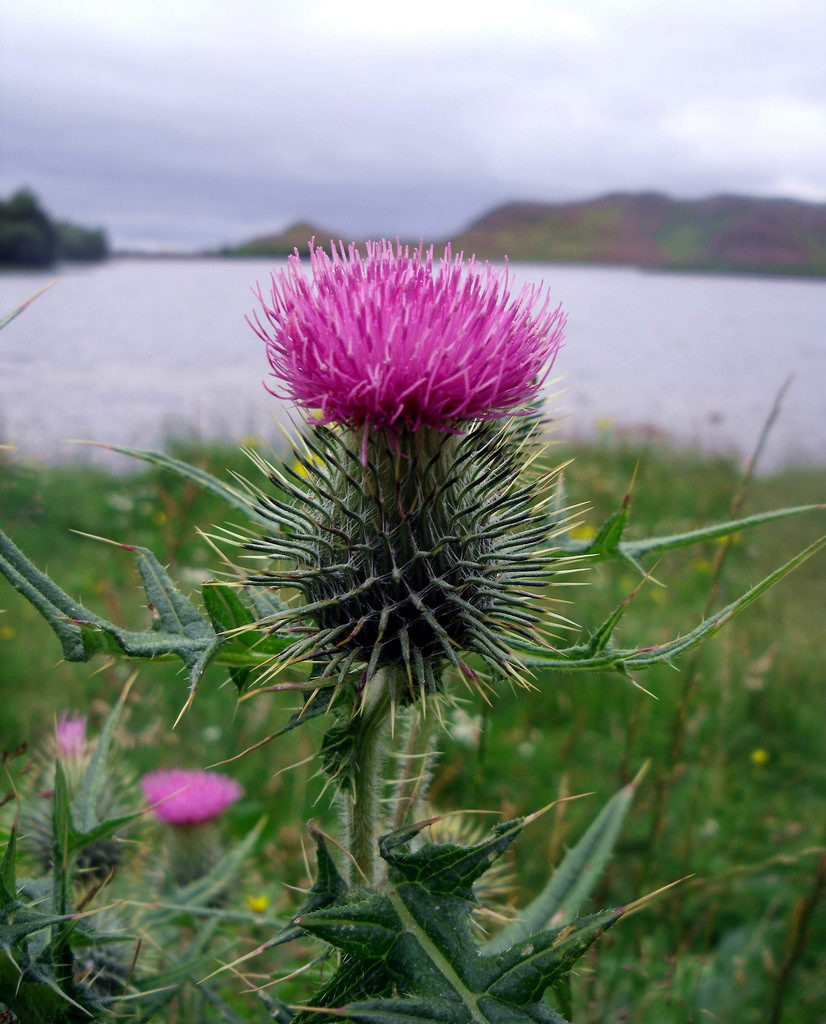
[1,0,824,245]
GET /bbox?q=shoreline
[3,426,824,479]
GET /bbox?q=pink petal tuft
[141,769,243,826]
[55,712,87,759]
[250,240,564,432]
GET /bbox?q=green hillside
[226,193,826,277]
[455,193,826,276]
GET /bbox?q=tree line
[0,189,109,267]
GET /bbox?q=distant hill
[225,193,826,277]
[217,221,333,258]
[454,193,826,276]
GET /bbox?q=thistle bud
[23,711,132,882]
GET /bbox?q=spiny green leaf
[559,502,823,569]
[380,817,525,897]
[273,827,349,950]
[295,818,621,1023]
[203,582,257,693]
[333,996,567,1023]
[581,493,630,558]
[486,779,639,954]
[620,504,824,564]
[0,526,99,661]
[203,582,256,632]
[294,957,391,1023]
[304,826,350,911]
[486,907,621,1002]
[0,527,223,691]
[514,535,826,674]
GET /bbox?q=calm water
[1,258,824,471]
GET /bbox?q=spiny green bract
[240,416,571,702]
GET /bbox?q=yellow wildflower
[246,894,269,914]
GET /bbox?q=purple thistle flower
[249,240,565,435]
[141,769,242,827]
[55,712,87,759]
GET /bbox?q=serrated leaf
[380,818,525,897]
[558,502,823,570]
[295,818,622,1024]
[0,527,100,661]
[486,780,638,954]
[514,535,826,674]
[0,528,223,691]
[271,827,349,952]
[202,582,258,692]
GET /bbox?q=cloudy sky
[2,0,824,248]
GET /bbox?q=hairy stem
[349,668,394,885]
[391,708,437,832]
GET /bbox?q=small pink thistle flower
[141,769,242,827]
[249,240,565,435]
[55,712,87,759]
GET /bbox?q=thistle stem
[392,709,436,832]
[349,669,394,885]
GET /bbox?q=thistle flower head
[240,244,572,785]
[250,240,564,434]
[141,769,242,826]
[55,711,87,759]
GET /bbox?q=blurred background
[1,0,825,466]
[1,2,825,1021]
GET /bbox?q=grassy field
[1,437,825,1022]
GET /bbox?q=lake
[1,257,824,471]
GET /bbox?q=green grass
[1,438,825,1022]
